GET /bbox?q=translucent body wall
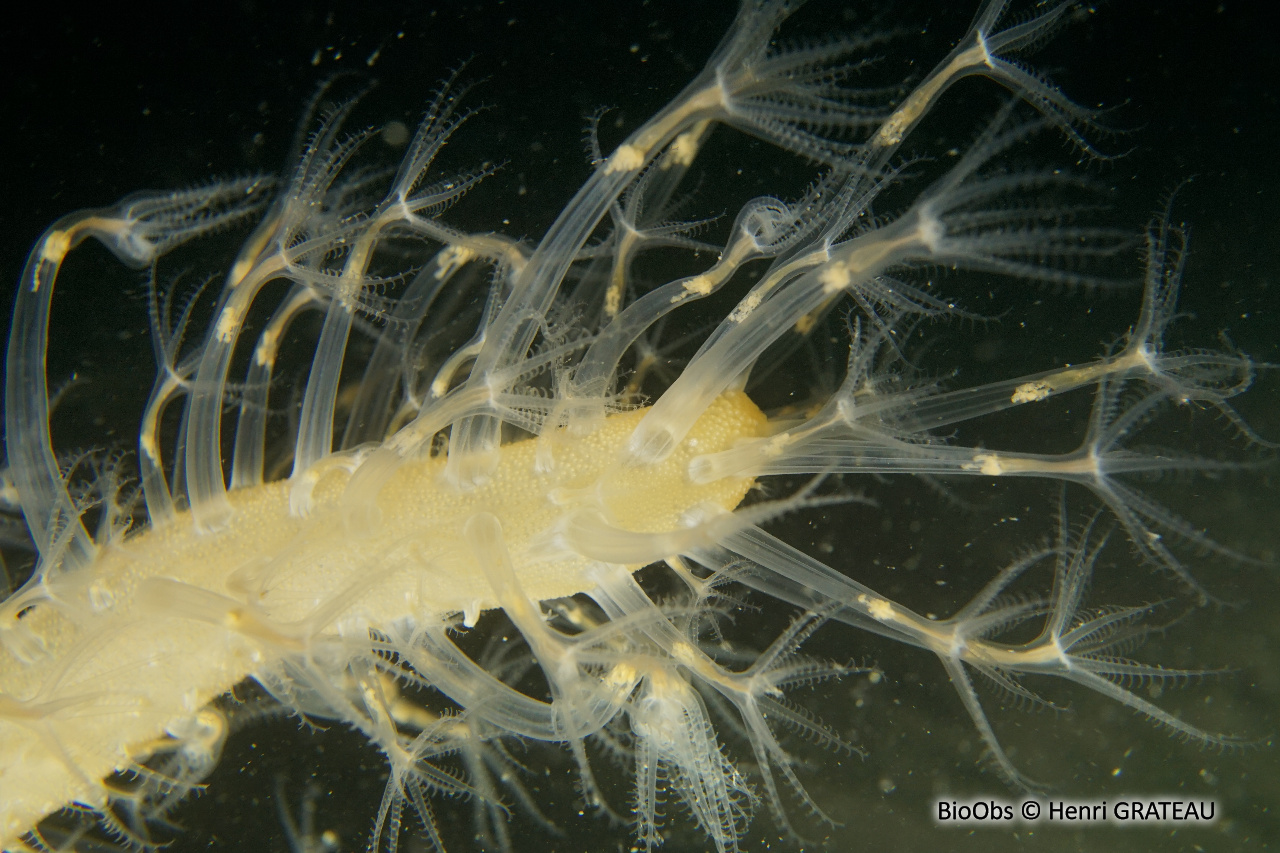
[2,2,1276,852]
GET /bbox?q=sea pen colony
[1,1,1273,851]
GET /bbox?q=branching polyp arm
[873,0,1101,153]
[3,177,271,608]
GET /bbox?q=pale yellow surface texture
[0,392,766,848]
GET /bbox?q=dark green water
[3,2,1276,851]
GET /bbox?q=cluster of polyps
[0,1,1270,851]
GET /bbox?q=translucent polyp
[0,393,764,845]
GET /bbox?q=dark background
[2,2,1276,851]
